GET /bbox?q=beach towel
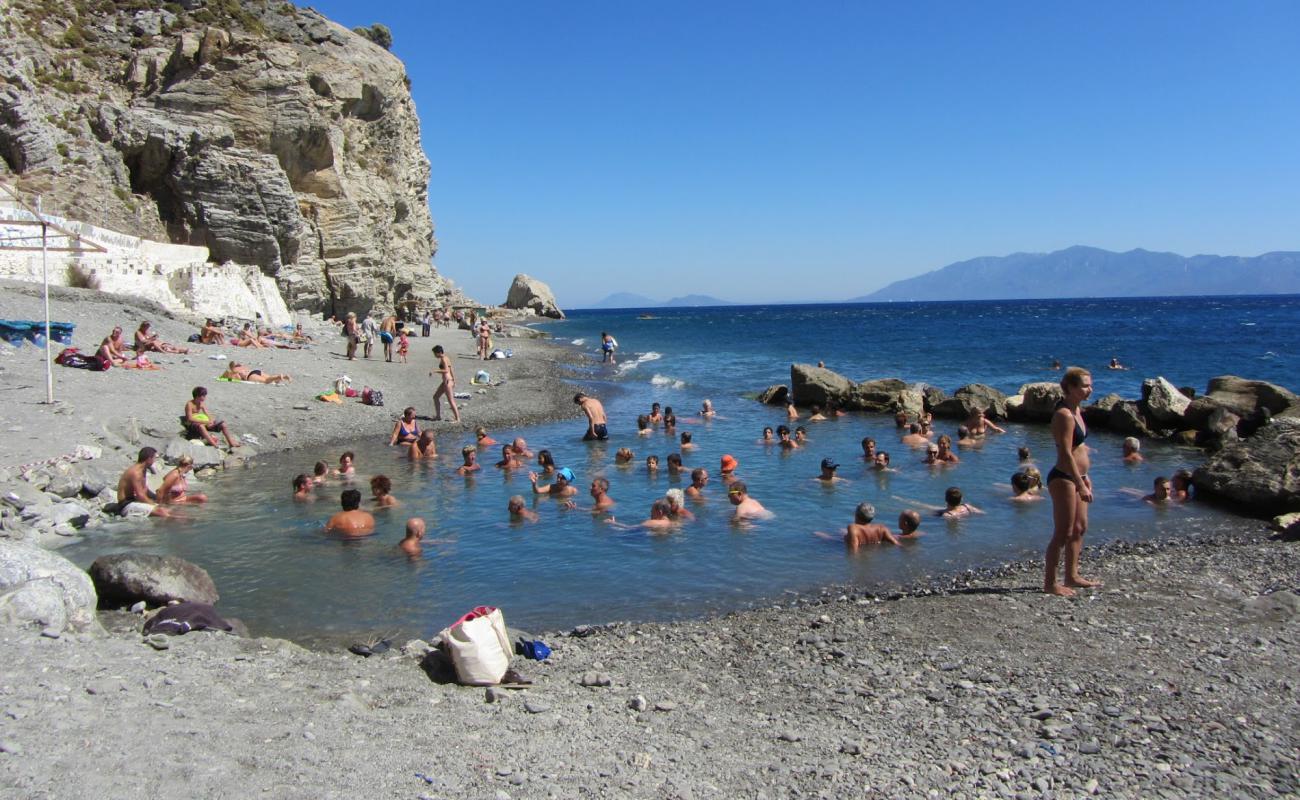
[317,391,343,404]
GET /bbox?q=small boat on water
[637,313,656,320]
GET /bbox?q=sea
[63,296,1300,646]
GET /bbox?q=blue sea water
[63,296,1299,646]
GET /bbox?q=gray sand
[0,279,581,473]
[1,282,1296,798]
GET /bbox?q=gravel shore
[0,280,581,472]
[1,531,1295,799]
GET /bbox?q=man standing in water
[727,481,771,520]
[575,393,609,441]
[326,489,375,537]
[601,331,618,363]
[430,345,461,422]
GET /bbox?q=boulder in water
[920,385,947,412]
[1108,401,1155,437]
[503,274,565,319]
[1203,376,1298,418]
[1193,418,1300,514]
[757,385,789,406]
[89,553,219,608]
[850,378,911,413]
[1013,382,1063,422]
[1083,393,1122,429]
[791,364,853,408]
[932,384,1009,420]
[0,541,100,634]
[1141,376,1192,427]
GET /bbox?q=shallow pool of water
[63,383,1238,647]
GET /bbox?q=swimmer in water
[399,518,425,556]
[370,475,399,508]
[897,510,922,538]
[685,468,709,499]
[841,503,900,550]
[292,474,314,501]
[727,481,771,520]
[861,437,876,461]
[1122,437,1144,463]
[325,489,375,537]
[813,458,846,484]
[1143,476,1173,505]
[508,495,539,523]
[615,447,635,465]
[455,445,481,475]
[1009,470,1044,503]
[679,431,696,451]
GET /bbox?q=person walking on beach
[1044,366,1101,597]
[430,345,461,422]
[343,312,360,360]
[575,393,608,440]
[379,313,397,361]
[601,331,617,363]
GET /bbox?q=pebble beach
[0,281,1296,798]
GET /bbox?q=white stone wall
[0,210,291,326]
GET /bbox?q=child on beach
[397,330,409,363]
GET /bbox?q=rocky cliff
[0,0,463,317]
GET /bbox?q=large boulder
[1141,377,1192,427]
[164,438,225,469]
[89,553,219,608]
[1193,418,1300,514]
[1014,382,1063,422]
[849,378,913,413]
[504,274,565,319]
[0,541,100,634]
[1108,401,1155,438]
[932,384,1009,420]
[920,385,947,412]
[1203,376,1298,418]
[790,364,854,409]
[1084,393,1123,429]
[756,385,788,406]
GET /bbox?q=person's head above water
[944,486,964,507]
[899,510,921,533]
[854,502,876,524]
[720,454,738,473]
[727,481,749,503]
[340,489,362,511]
[507,495,526,514]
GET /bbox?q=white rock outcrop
[504,274,565,319]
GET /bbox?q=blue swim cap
[557,467,576,482]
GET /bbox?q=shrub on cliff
[353,22,392,49]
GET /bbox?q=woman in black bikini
[1044,366,1102,596]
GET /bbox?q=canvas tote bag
[439,606,512,685]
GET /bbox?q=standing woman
[1044,367,1101,596]
[430,344,461,422]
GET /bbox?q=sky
[308,1,1300,308]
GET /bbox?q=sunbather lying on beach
[222,362,291,384]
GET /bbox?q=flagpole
[39,196,53,404]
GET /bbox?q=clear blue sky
[309,1,1300,307]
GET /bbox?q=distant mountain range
[586,292,735,309]
[856,246,1300,302]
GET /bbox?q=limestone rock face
[0,3,464,317]
[89,553,219,608]
[849,378,914,414]
[504,274,565,319]
[0,541,100,634]
[1194,418,1300,514]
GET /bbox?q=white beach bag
[439,606,512,685]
